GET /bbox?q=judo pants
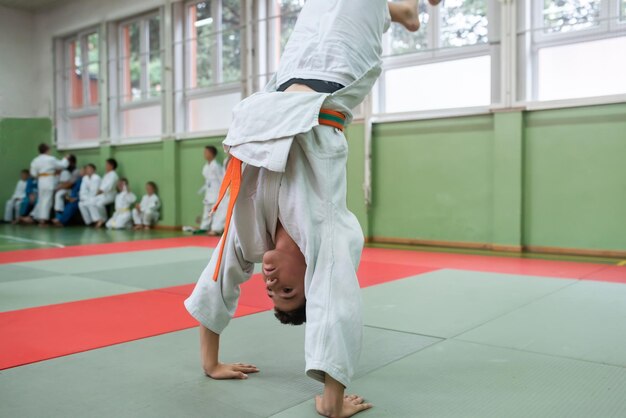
[4,198,22,222]
[106,210,132,229]
[132,208,159,226]
[79,195,114,224]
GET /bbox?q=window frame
[529,0,626,103]
[376,0,498,117]
[182,0,244,135]
[55,26,102,148]
[64,28,101,118]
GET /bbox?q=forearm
[199,325,220,372]
[320,374,345,417]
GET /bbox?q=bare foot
[143,226,151,230]
[428,0,442,5]
[392,0,421,32]
[51,219,62,227]
[94,221,104,229]
[38,221,48,228]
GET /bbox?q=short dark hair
[106,158,118,170]
[146,181,158,192]
[120,177,129,185]
[38,143,50,154]
[86,163,96,171]
[21,169,30,175]
[205,145,218,157]
[274,303,306,326]
[68,154,77,165]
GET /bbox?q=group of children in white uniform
[4,144,161,230]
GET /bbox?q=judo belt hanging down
[211,109,347,281]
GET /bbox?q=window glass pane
[621,0,626,21]
[441,0,488,47]
[188,92,241,132]
[388,3,429,55]
[542,0,600,34]
[121,105,162,137]
[278,0,305,52]
[149,16,162,97]
[190,1,215,88]
[122,22,141,101]
[537,36,626,101]
[222,0,241,83]
[383,55,491,113]
[68,40,83,109]
[86,33,100,105]
[69,114,99,141]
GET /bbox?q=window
[541,0,601,34]
[532,0,626,101]
[118,13,163,139]
[379,0,492,114]
[185,0,243,132]
[60,30,101,143]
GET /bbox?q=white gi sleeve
[99,172,116,193]
[304,211,364,388]
[184,226,255,334]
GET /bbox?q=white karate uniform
[199,160,226,232]
[185,0,390,388]
[29,154,69,221]
[54,168,80,212]
[78,174,102,225]
[132,194,161,226]
[105,189,137,229]
[84,170,119,223]
[4,179,27,222]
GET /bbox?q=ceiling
[0,0,73,12]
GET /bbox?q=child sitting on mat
[185,1,434,417]
[105,178,136,230]
[132,181,161,230]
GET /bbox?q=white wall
[32,0,167,117]
[0,5,37,118]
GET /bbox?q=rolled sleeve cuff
[184,297,230,335]
[306,362,351,388]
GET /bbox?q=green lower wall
[1,102,624,253]
[523,104,626,252]
[0,118,52,208]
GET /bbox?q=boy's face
[20,172,29,181]
[117,180,126,191]
[204,149,215,162]
[262,247,306,313]
[86,166,94,176]
[146,184,155,195]
[105,162,113,172]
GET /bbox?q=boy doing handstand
[185,1,437,417]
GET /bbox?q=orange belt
[210,109,347,281]
[38,173,53,177]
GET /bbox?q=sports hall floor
[1,224,625,417]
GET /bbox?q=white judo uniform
[78,173,101,224]
[199,160,226,233]
[105,189,137,229]
[79,170,118,224]
[185,0,390,388]
[29,154,69,221]
[54,168,80,212]
[132,194,161,226]
[4,179,27,222]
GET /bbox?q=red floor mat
[0,236,220,264]
[0,261,433,370]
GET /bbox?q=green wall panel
[345,123,368,237]
[110,142,166,222]
[523,103,626,252]
[369,115,495,244]
[0,118,52,208]
[177,137,225,227]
